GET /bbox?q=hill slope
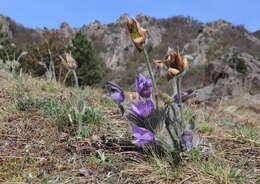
[0,68,259,183]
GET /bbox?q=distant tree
[68,32,105,86]
[21,29,67,81]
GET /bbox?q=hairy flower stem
[143,48,158,108]
[77,114,83,137]
[72,70,79,88]
[172,78,177,95]
[63,71,70,86]
[118,103,125,116]
[4,49,10,61]
[176,78,184,126]
[166,123,180,150]
[48,50,56,82]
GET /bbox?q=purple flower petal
[180,131,193,152]
[136,74,153,98]
[173,89,197,103]
[132,126,155,146]
[181,131,193,143]
[110,92,124,103]
[130,99,154,120]
[132,126,148,135]
[106,82,125,103]
[20,51,28,57]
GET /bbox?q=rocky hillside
[0,14,259,99]
[0,14,42,45]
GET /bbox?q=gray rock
[196,84,214,101]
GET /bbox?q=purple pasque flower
[106,82,125,103]
[20,51,28,57]
[132,126,155,146]
[173,89,197,104]
[130,98,154,120]
[136,74,153,98]
[180,131,193,152]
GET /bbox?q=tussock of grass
[189,158,247,184]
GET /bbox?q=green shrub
[68,32,105,86]
[228,58,248,75]
[236,59,248,75]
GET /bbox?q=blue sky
[0,0,259,32]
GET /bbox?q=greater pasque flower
[136,74,153,98]
[132,126,155,146]
[20,51,28,57]
[180,131,193,152]
[127,17,148,52]
[130,98,154,120]
[105,82,125,103]
[173,89,197,103]
[154,47,188,80]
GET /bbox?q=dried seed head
[11,43,16,48]
[127,17,148,52]
[154,48,188,80]
[65,52,77,70]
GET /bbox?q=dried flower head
[154,47,188,80]
[127,17,148,52]
[11,43,16,48]
[64,52,77,70]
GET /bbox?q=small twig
[114,151,142,155]
[0,134,27,141]
[178,175,195,184]
[0,155,47,160]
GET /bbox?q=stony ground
[0,71,259,184]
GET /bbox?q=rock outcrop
[196,48,260,101]
[79,14,162,71]
[0,15,12,38]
